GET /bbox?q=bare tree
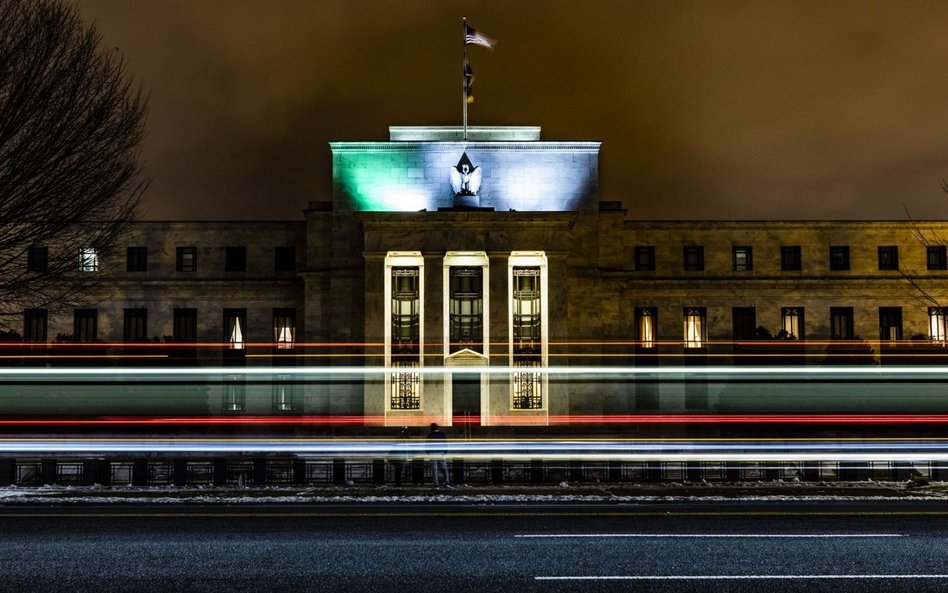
[0,0,147,320]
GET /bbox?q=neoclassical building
[13,126,948,426]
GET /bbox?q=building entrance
[452,372,481,421]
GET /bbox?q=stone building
[12,126,948,425]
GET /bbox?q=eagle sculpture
[449,153,482,196]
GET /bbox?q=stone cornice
[621,220,948,230]
[330,141,601,153]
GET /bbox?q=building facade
[11,126,948,425]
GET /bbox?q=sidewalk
[2,479,947,504]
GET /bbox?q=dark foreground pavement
[3,501,948,592]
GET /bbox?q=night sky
[76,0,948,221]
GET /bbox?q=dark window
[733,246,753,271]
[879,307,902,342]
[830,307,854,340]
[173,309,197,343]
[878,246,899,270]
[634,307,657,348]
[123,308,148,342]
[829,246,850,271]
[225,246,246,272]
[126,247,147,272]
[73,309,97,342]
[781,246,802,271]
[634,246,655,271]
[928,246,947,271]
[223,308,247,350]
[23,309,47,342]
[176,247,196,272]
[732,307,757,340]
[449,267,483,352]
[27,246,48,273]
[275,246,296,272]
[683,246,704,271]
[273,308,296,349]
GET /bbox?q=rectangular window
[126,247,147,272]
[449,267,483,352]
[930,308,948,343]
[683,307,707,348]
[634,307,656,348]
[273,308,296,349]
[879,307,902,342]
[634,246,655,271]
[225,246,246,272]
[27,246,48,273]
[683,246,704,271]
[176,247,196,272]
[732,246,753,271]
[274,246,296,272]
[123,308,148,342]
[271,375,297,412]
[830,307,854,340]
[223,308,247,350]
[78,248,98,272]
[173,308,197,343]
[73,309,97,342]
[391,267,420,410]
[781,246,802,271]
[830,246,850,271]
[512,266,542,409]
[732,307,757,340]
[222,375,245,413]
[928,246,947,271]
[878,246,899,270]
[23,309,48,342]
[781,307,804,340]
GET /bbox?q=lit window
[223,308,246,350]
[449,267,483,352]
[635,307,656,348]
[930,308,947,343]
[78,248,98,272]
[273,308,296,349]
[732,246,752,271]
[391,266,420,410]
[683,307,706,348]
[781,307,804,340]
[513,266,542,409]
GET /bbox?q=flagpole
[462,16,468,141]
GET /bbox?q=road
[2,502,948,592]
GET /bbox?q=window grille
[78,248,98,272]
[390,267,420,410]
[390,360,420,410]
[513,267,542,409]
[512,359,543,409]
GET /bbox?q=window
[271,375,297,412]
[930,308,948,343]
[225,246,246,272]
[126,247,147,272]
[275,246,296,272]
[176,247,196,272]
[781,246,801,271]
[928,246,947,271]
[830,307,854,340]
[683,307,706,348]
[878,246,899,270]
[123,308,148,342]
[73,309,97,342]
[78,248,98,272]
[830,246,850,271]
[732,307,756,340]
[732,246,753,271]
[634,307,656,348]
[222,375,245,412]
[512,266,542,409]
[634,246,655,271]
[173,309,197,343]
[879,307,902,342]
[273,308,296,349]
[683,246,704,271]
[223,308,247,350]
[23,309,47,342]
[449,267,483,352]
[391,267,420,410]
[27,246,48,273]
[781,307,804,340]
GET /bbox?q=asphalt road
[3,502,948,592]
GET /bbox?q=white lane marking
[536,574,948,581]
[517,533,903,538]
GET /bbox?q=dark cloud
[77,0,948,220]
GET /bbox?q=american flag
[464,24,495,50]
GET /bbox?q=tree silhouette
[0,0,147,317]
